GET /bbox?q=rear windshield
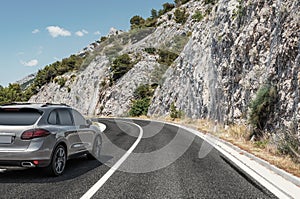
[0,108,42,125]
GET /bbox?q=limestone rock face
[29,56,110,116]
[29,0,299,135]
[150,0,300,133]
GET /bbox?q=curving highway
[0,118,276,199]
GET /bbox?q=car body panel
[0,125,37,151]
[0,103,101,171]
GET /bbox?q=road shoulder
[171,122,300,199]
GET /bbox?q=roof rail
[0,102,70,107]
[0,102,33,106]
[41,103,70,107]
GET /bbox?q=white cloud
[46,26,71,38]
[75,29,89,37]
[32,29,40,34]
[75,31,84,37]
[94,31,101,35]
[21,59,38,67]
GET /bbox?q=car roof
[0,103,70,110]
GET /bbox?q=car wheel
[46,145,67,176]
[87,135,102,160]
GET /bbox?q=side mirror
[79,119,92,129]
[86,119,93,127]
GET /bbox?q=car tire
[87,135,102,161]
[45,145,67,176]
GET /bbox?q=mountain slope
[29,0,299,140]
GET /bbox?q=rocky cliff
[150,0,300,133]
[29,0,299,136]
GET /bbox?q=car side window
[72,109,86,126]
[48,110,58,125]
[57,109,73,126]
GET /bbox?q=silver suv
[0,103,102,176]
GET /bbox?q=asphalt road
[0,118,276,199]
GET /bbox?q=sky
[0,0,172,87]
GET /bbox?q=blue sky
[0,0,172,86]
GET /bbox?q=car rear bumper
[0,136,56,168]
[0,147,53,168]
[0,159,51,168]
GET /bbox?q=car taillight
[21,129,50,140]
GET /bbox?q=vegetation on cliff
[129,84,155,117]
[0,54,85,105]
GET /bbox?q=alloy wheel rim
[55,147,66,174]
[95,137,101,158]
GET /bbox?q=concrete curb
[206,133,300,187]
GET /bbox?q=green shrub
[56,77,67,88]
[170,102,183,119]
[204,0,217,5]
[144,47,157,54]
[162,3,175,14]
[158,49,179,66]
[151,9,158,19]
[22,54,84,99]
[192,10,204,22]
[129,84,155,117]
[0,84,23,105]
[157,3,175,17]
[129,98,151,117]
[174,8,189,24]
[130,15,145,29]
[144,18,157,27]
[111,54,133,82]
[249,85,278,137]
[133,84,154,100]
[100,36,108,42]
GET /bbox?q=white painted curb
[95,122,107,132]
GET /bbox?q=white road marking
[81,121,143,199]
[95,122,106,132]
